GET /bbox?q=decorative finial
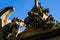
[35,0,38,7]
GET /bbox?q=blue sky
[0,0,60,30]
[0,0,60,21]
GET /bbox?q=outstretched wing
[0,7,14,27]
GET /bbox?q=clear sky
[0,0,60,30]
[0,0,60,21]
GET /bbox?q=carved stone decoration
[16,0,60,40]
[0,0,60,40]
[3,17,25,40]
[0,7,25,40]
[24,2,50,30]
[0,7,14,27]
[0,7,14,40]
